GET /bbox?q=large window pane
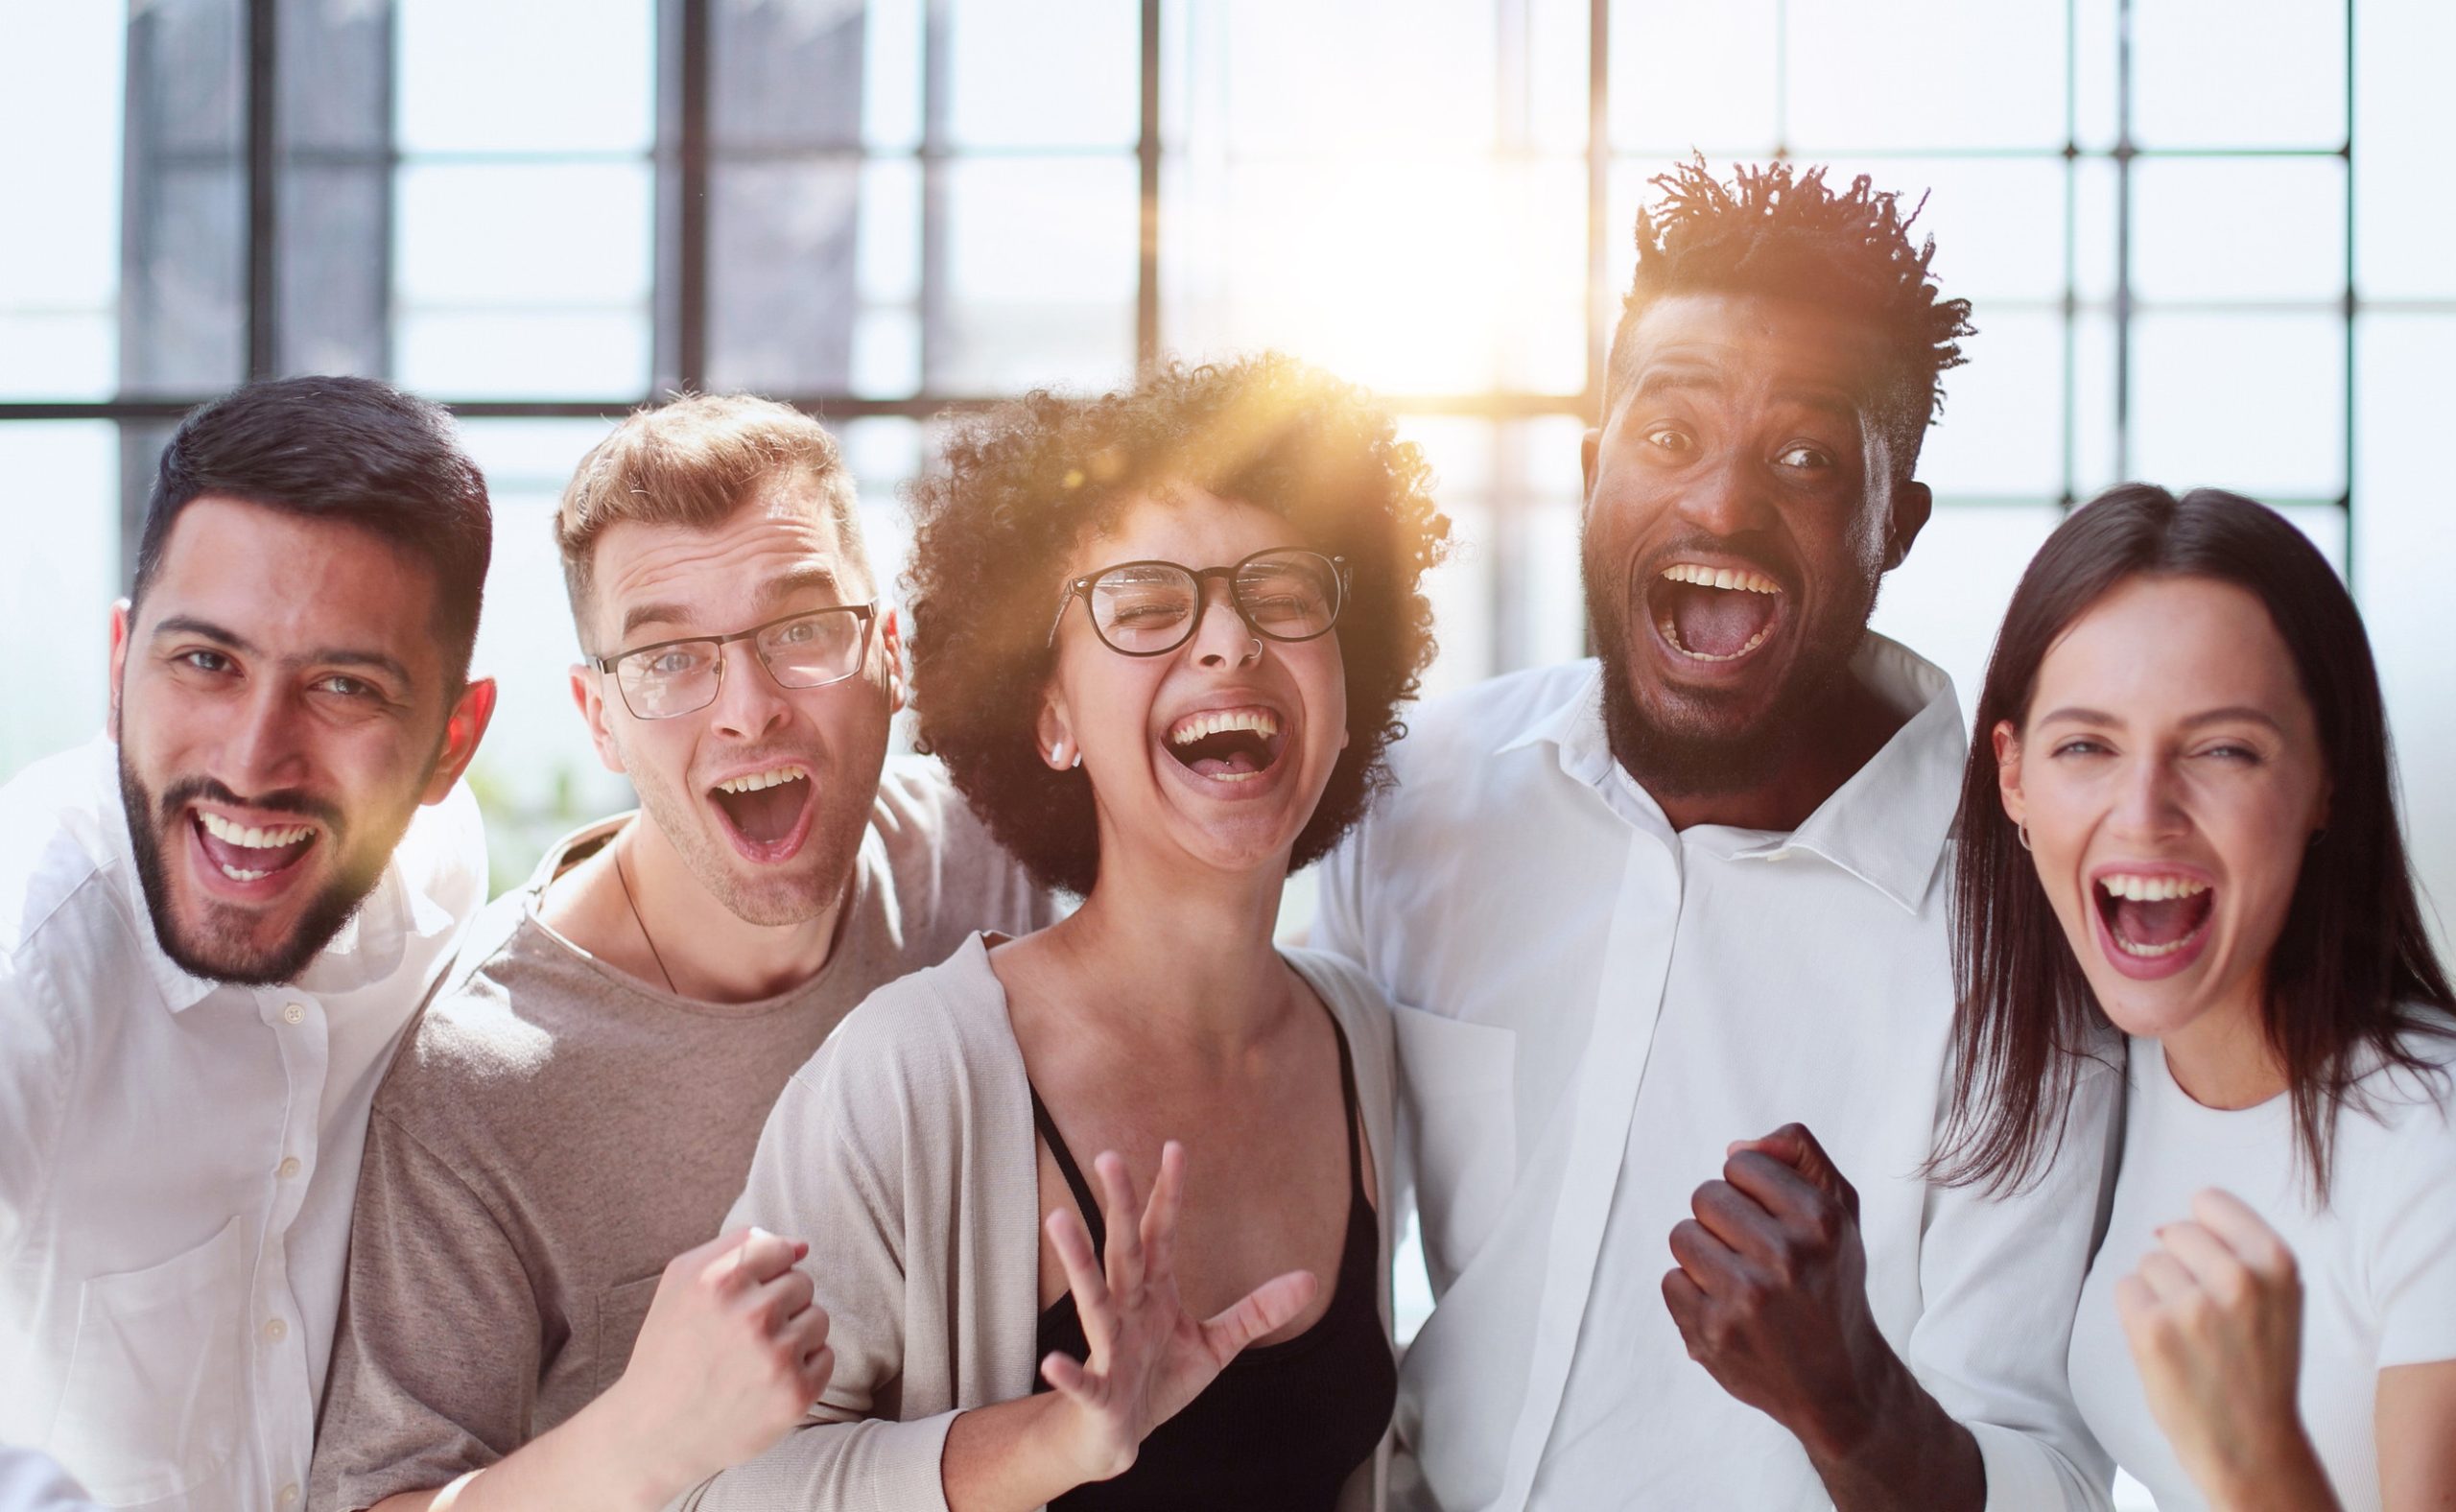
[2131,0,2346,150]
[1868,504,2063,717]
[1785,0,2066,153]
[2132,156,2345,304]
[0,4,126,399]
[2354,0,2456,299]
[1917,309,2065,498]
[0,424,119,774]
[937,156,1138,392]
[395,0,653,154]
[948,0,1139,150]
[2130,312,2345,497]
[1609,0,1780,154]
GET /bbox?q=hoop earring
[2017,821,2032,852]
[1245,636,1263,663]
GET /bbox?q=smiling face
[1997,574,2329,1043]
[108,496,489,984]
[1584,290,1929,791]
[1039,491,1349,885]
[575,479,898,928]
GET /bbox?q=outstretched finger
[1048,1207,1112,1328]
[1040,1347,1094,1402]
[1200,1268,1318,1363]
[1140,1141,1187,1287]
[1094,1151,1147,1298]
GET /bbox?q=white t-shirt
[2069,1026,2456,1510]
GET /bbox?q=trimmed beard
[1583,546,1881,801]
[118,759,399,987]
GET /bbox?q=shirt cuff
[1969,1419,2112,1512]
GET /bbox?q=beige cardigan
[673,933,1398,1512]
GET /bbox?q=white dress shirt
[0,1447,100,1512]
[1316,638,2119,1512]
[0,738,486,1511]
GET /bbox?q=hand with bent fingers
[2115,1188,2341,1510]
[597,1226,836,1493]
[1040,1141,1320,1484]
[1662,1123,1982,1510]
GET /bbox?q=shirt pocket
[1390,1005,1518,1283]
[49,1213,248,1506]
[593,1272,665,1396]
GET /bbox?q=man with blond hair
[308,395,1055,1512]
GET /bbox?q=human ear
[1883,479,1933,571]
[571,663,629,776]
[422,676,500,805]
[1035,695,1078,770]
[106,599,131,742]
[1580,428,1601,504]
[1992,719,2026,831]
[879,608,908,716]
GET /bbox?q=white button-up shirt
[0,738,485,1510]
[1317,638,2118,1512]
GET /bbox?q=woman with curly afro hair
[698,354,1448,1512]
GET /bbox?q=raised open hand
[1039,1141,1319,1484]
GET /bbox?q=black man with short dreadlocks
[1317,160,2118,1510]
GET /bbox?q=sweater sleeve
[670,989,965,1512]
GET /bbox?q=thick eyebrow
[2033,704,2287,734]
[151,614,258,655]
[1628,366,1862,428]
[758,564,846,609]
[153,615,412,689]
[619,565,850,642]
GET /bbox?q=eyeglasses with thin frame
[590,602,877,720]
[1047,548,1349,658]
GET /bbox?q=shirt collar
[1494,634,1967,914]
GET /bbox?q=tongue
[715,781,807,844]
[197,824,314,875]
[2115,892,2210,947]
[1667,582,1777,658]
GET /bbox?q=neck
[1633,673,1906,833]
[1047,844,1293,1056]
[2158,976,2291,1110]
[552,815,846,1004]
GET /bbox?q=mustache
[157,775,348,839]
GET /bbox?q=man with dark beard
[0,376,499,1511]
[1316,161,2120,1510]
[307,394,1055,1512]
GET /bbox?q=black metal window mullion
[245,0,279,382]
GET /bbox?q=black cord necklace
[612,836,679,996]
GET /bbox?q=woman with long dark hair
[1939,484,2456,1509]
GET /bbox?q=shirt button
[278,1484,299,1507]
[282,1003,306,1025]
[262,1317,288,1344]
[276,1156,302,1180]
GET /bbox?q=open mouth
[1164,706,1287,784]
[2094,872,2215,960]
[1648,561,1786,665]
[191,810,319,885]
[707,764,814,857]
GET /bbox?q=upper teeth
[1169,709,1281,744]
[715,767,808,794]
[2100,874,2210,902]
[199,813,315,849]
[1661,563,1783,595]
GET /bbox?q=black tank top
[1027,1015,1396,1510]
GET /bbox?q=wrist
[2203,1416,2336,1512]
[569,1381,701,1509]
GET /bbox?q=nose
[1673,453,1782,541]
[706,639,794,741]
[2109,751,2190,842]
[218,679,313,796]
[1190,578,1262,669]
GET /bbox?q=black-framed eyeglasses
[1047,548,1349,658]
[590,602,877,720]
